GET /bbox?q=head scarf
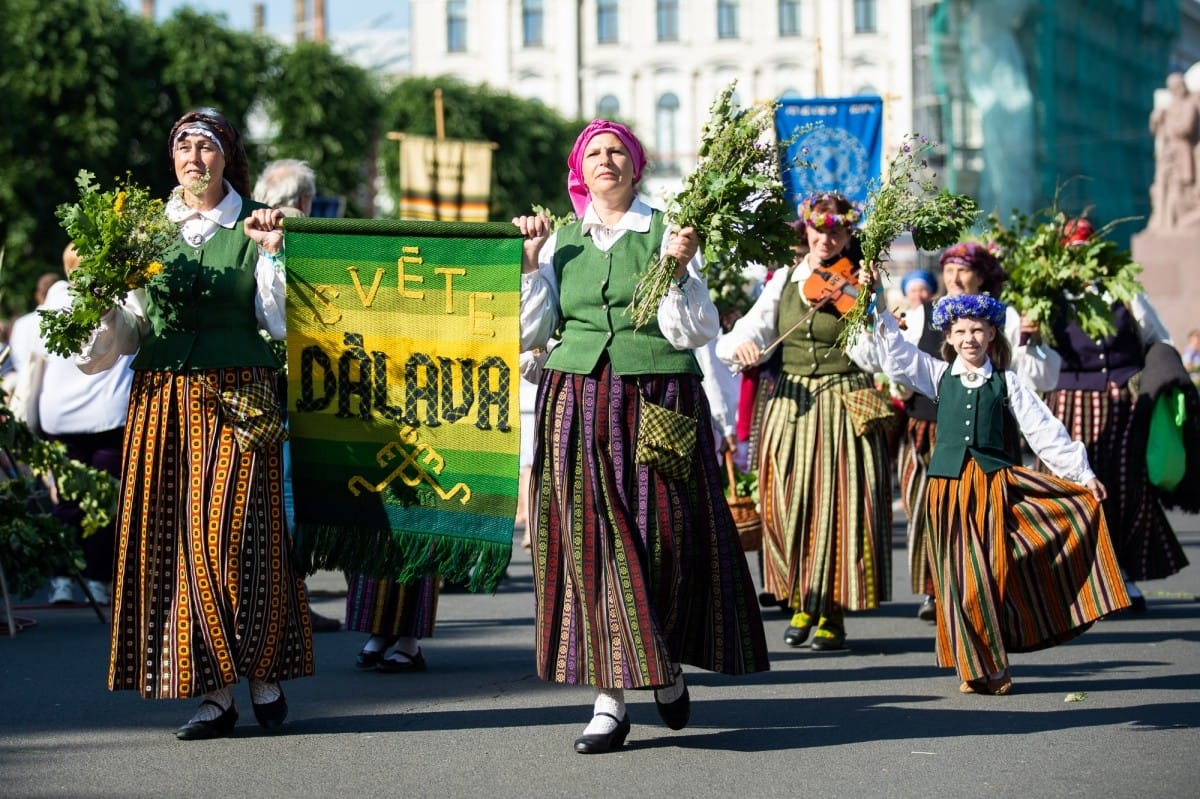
[931,294,1007,331]
[939,241,1006,297]
[168,107,251,199]
[900,269,937,296]
[567,119,646,217]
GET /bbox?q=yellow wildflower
[113,191,127,213]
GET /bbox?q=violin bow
[730,293,835,375]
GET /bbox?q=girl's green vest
[927,368,1016,477]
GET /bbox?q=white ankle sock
[582,688,626,735]
[654,664,685,704]
[363,634,395,653]
[250,680,281,704]
[189,687,233,722]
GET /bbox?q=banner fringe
[293,523,511,594]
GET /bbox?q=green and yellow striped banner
[283,218,522,592]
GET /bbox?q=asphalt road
[2,507,1197,799]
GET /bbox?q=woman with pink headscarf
[514,120,769,755]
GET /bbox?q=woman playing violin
[716,193,892,651]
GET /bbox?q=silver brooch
[185,231,204,246]
[963,371,983,386]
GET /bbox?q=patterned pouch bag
[204,378,289,453]
[635,398,697,480]
[840,388,901,436]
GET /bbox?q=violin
[802,256,860,317]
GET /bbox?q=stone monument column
[1131,68,1200,348]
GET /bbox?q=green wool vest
[778,269,857,376]
[927,368,1016,477]
[132,199,281,372]
[543,213,700,376]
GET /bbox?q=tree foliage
[262,41,382,217]
[0,5,584,318]
[380,76,582,222]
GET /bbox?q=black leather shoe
[917,596,937,622]
[810,628,846,651]
[573,712,631,754]
[1128,594,1147,614]
[252,689,288,731]
[783,623,812,647]
[175,701,238,740]
[654,674,690,731]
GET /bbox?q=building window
[655,92,681,173]
[778,0,801,37]
[597,0,618,44]
[597,94,621,119]
[447,0,467,52]
[522,0,543,47]
[854,0,876,34]
[717,0,739,39]
[657,1,679,42]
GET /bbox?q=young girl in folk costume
[871,294,1130,695]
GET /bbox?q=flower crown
[800,193,862,230]
[931,294,1007,331]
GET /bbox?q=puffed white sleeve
[520,232,560,352]
[872,307,947,401]
[694,335,740,437]
[1006,372,1096,484]
[76,289,149,375]
[1005,307,1062,391]
[254,251,287,341]
[1129,292,1174,347]
[654,246,721,349]
[714,268,787,367]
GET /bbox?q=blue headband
[932,294,1006,331]
[900,270,936,295]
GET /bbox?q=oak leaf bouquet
[628,81,804,328]
[983,202,1144,345]
[838,134,979,346]
[40,170,178,357]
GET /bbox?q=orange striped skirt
[926,460,1129,683]
[108,367,314,698]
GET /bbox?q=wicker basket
[724,451,762,552]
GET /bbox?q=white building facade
[409,0,916,199]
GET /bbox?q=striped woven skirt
[531,363,769,689]
[1043,386,1188,581]
[758,371,893,615]
[926,460,1130,683]
[108,368,314,699]
[898,417,937,595]
[345,573,439,638]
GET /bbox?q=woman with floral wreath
[717,192,891,652]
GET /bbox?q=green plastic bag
[1146,387,1187,491]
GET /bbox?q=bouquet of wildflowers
[838,134,979,345]
[628,82,805,328]
[40,170,177,357]
[984,197,1144,344]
